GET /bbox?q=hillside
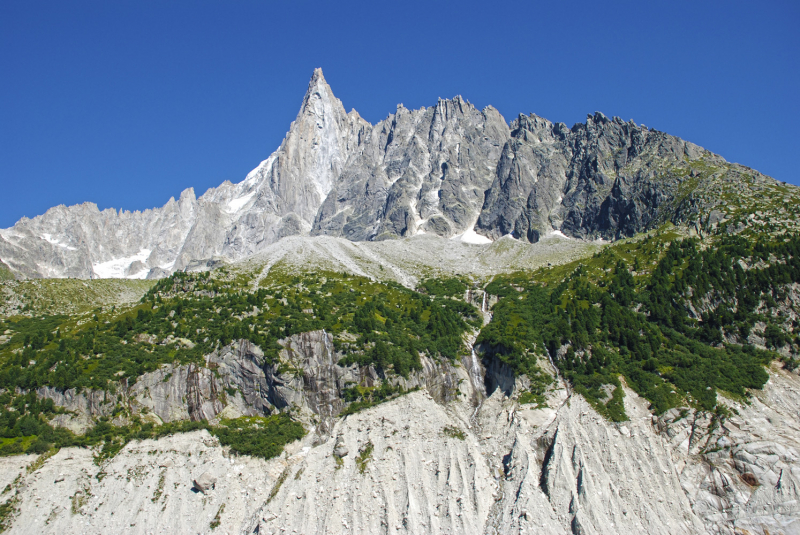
[0,71,799,534]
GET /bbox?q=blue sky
[1,0,798,228]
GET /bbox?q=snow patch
[41,233,77,251]
[92,249,152,279]
[547,230,571,240]
[452,222,492,244]
[227,191,256,214]
[243,154,276,185]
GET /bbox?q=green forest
[478,232,799,420]
[0,269,481,456]
[0,271,481,393]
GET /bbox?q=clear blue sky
[1,0,798,228]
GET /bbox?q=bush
[26,438,51,454]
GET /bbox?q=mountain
[1,69,787,281]
[0,69,368,279]
[1,70,800,535]
[2,232,800,534]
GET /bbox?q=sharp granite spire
[0,69,368,279]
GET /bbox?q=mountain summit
[0,69,785,279]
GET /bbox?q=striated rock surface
[656,362,800,535]
[4,338,800,533]
[312,97,509,241]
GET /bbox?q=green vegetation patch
[0,393,304,464]
[0,262,14,282]
[1,278,155,317]
[441,425,466,440]
[479,232,799,418]
[340,382,414,416]
[210,504,225,529]
[356,441,374,474]
[0,391,77,456]
[417,277,468,297]
[0,270,481,394]
[214,415,305,459]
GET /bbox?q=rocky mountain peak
[298,68,344,123]
[510,113,558,143]
[178,187,196,202]
[0,70,791,280]
[309,66,325,84]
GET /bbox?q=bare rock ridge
[0,69,775,280]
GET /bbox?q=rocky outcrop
[263,330,468,434]
[36,387,115,434]
[127,362,222,424]
[481,353,519,397]
[3,70,785,280]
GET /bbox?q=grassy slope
[0,279,156,317]
[0,262,13,282]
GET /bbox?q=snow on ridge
[243,154,276,185]
[227,191,256,214]
[92,249,152,279]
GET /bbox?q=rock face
[37,331,470,438]
[262,330,467,435]
[656,363,800,535]
[1,69,777,280]
[312,97,509,241]
[477,112,707,242]
[9,363,800,535]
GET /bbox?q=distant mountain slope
[2,69,798,280]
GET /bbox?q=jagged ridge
[2,69,792,280]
